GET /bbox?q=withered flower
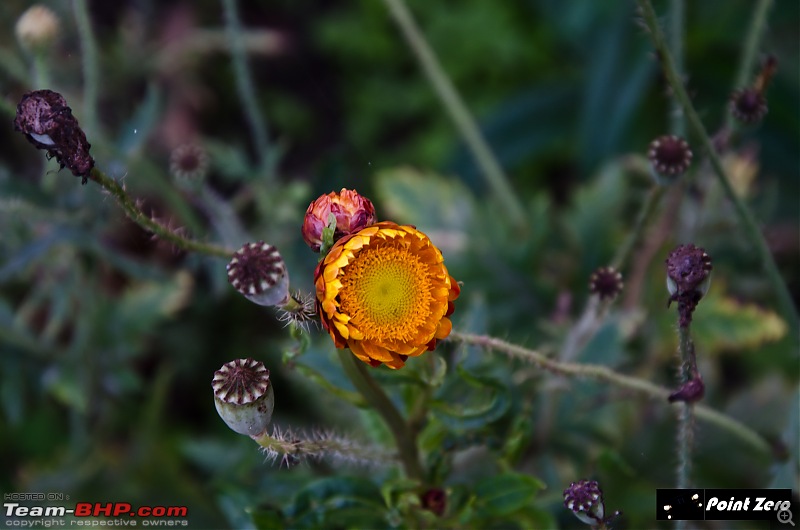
[14,89,94,184]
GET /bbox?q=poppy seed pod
[227,242,290,307]
[212,358,274,437]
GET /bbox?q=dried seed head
[15,5,60,52]
[169,143,209,182]
[14,90,94,183]
[563,480,605,526]
[589,267,624,301]
[729,88,768,124]
[648,135,693,179]
[665,244,713,327]
[212,358,274,436]
[302,189,377,252]
[227,242,290,307]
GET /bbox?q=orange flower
[315,222,459,369]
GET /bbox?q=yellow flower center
[339,242,433,342]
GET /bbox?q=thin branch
[450,331,773,457]
[382,0,527,233]
[88,167,233,258]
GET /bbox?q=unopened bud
[302,189,376,252]
[16,5,60,53]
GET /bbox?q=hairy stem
[382,0,526,232]
[637,0,799,344]
[668,0,685,137]
[450,331,773,457]
[251,426,394,467]
[88,167,233,258]
[675,326,695,498]
[337,350,425,482]
[71,0,99,135]
[220,0,275,176]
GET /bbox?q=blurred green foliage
[1,0,798,528]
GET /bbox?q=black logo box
[656,489,793,521]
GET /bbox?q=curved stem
[637,0,799,344]
[220,0,274,177]
[337,350,425,482]
[71,0,99,135]
[382,0,526,233]
[450,331,773,457]
[88,167,233,258]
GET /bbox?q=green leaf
[692,283,788,353]
[430,365,511,430]
[285,477,387,529]
[374,167,474,236]
[473,472,545,518]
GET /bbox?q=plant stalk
[382,0,526,232]
[451,331,773,457]
[637,0,799,344]
[337,350,425,482]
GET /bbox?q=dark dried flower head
[170,143,209,182]
[666,244,712,327]
[420,488,447,517]
[14,89,94,183]
[666,244,712,296]
[589,267,624,301]
[648,135,693,178]
[302,189,377,252]
[729,88,767,124]
[564,480,605,526]
[213,358,274,436]
[227,242,290,307]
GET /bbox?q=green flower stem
[450,331,773,457]
[725,0,773,132]
[668,0,685,137]
[71,0,99,135]
[251,428,394,466]
[337,350,425,482]
[637,0,800,344]
[382,0,526,233]
[611,184,665,271]
[88,167,233,258]
[220,0,275,177]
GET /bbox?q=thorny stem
[71,0,99,136]
[450,331,773,457]
[220,0,275,177]
[251,427,393,467]
[637,0,800,345]
[88,167,233,258]
[337,350,425,483]
[725,0,774,132]
[382,0,527,233]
